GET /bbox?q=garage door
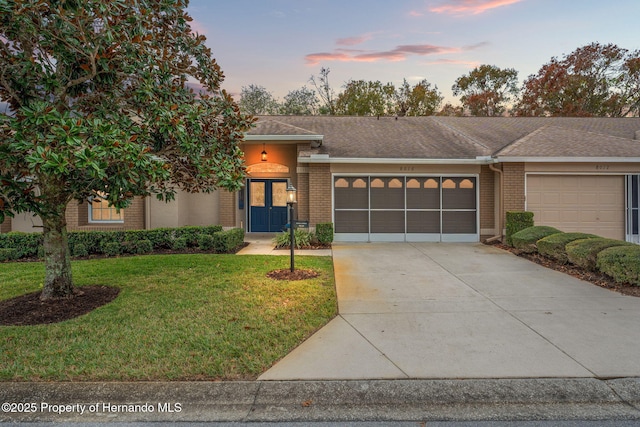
[333,176,478,242]
[526,175,625,240]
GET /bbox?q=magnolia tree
[0,0,253,299]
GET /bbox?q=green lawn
[0,254,336,381]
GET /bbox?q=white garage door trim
[525,173,626,241]
[332,174,479,243]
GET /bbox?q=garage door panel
[541,193,562,204]
[371,211,404,233]
[527,175,624,240]
[334,210,368,233]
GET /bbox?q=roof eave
[244,135,323,142]
[298,156,495,165]
[496,156,640,163]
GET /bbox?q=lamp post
[286,183,297,272]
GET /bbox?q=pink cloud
[305,42,486,66]
[429,0,523,15]
[305,44,460,65]
[336,34,373,46]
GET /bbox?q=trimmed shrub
[172,237,188,251]
[0,231,42,259]
[597,245,640,286]
[0,248,18,262]
[505,211,534,246]
[316,223,334,245]
[537,232,599,264]
[101,241,122,257]
[566,238,634,271]
[71,243,89,258]
[144,228,174,249]
[174,225,223,247]
[212,228,245,253]
[511,226,562,253]
[274,229,314,249]
[135,239,153,254]
[197,233,215,251]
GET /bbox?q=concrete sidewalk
[260,242,640,380]
[236,233,332,256]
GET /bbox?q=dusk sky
[189,0,639,105]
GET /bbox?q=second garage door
[526,174,625,240]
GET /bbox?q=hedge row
[0,226,245,260]
[509,226,640,286]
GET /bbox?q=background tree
[516,43,640,117]
[238,84,280,115]
[437,102,465,116]
[309,67,336,115]
[0,0,253,299]
[280,86,319,115]
[452,64,519,116]
[335,79,395,116]
[394,79,443,116]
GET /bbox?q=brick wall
[296,169,309,222]
[308,163,332,226]
[479,165,495,232]
[218,190,236,228]
[65,197,145,231]
[503,162,525,213]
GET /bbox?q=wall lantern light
[261,143,268,162]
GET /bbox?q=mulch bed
[267,268,319,280]
[0,285,120,326]
[491,242,640,297]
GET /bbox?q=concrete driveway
[259,243,640,380]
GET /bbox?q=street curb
[2,378,640,423]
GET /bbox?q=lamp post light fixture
[286,183,297,272]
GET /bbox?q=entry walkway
[259,242,640,380]
[237,233,332,256]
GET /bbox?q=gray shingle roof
[496,125,640,158]
[247,116,640,160]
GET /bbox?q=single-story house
[3,116,640,244]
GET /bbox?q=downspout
[144,196,151,230]
[486,162,503,243]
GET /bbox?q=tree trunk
[40,213,74,300]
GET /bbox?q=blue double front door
[249,179,289,232]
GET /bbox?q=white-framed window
[89,193,124,223]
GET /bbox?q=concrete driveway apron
[259,243,640,380]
